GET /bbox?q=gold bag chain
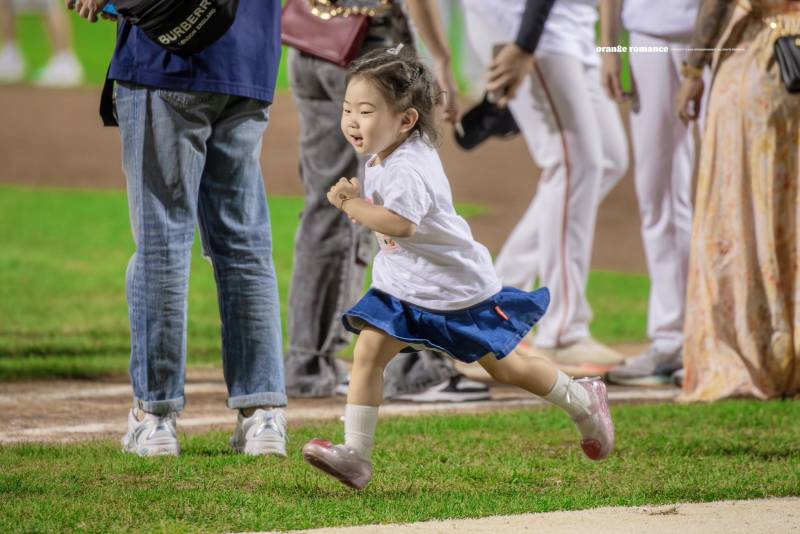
[307,0,391,20]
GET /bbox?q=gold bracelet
[680,62,704,79]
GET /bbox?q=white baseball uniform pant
[627,31,700,355]
[462,3,629,348]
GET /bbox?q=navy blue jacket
[109,0,281,103]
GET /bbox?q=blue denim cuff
[227,391,287,410]
[135,396,184,415]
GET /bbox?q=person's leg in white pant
[607,32,696,386]
[462,4,628,368]
[567,61,629,331]
[630,33,694,353]
[518,55,606,349]
[492,63,627,296]
[463,4,543,290]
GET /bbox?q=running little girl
[302,44,614,490]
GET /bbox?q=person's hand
[65,0,108,23]
[433,59,459,125]
[676,77,705,125]
[627,71,640,114]
[327,177,362,210]
[601,53,640,112]
[486,43,534,108]
[600,53,624,101]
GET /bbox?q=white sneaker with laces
[229,408,287,457]
[390,375,491,403]
[121,409,180,457]
[0,44,24,84]
[33,52,83,87]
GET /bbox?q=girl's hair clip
[386,43,404,55]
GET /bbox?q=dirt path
[0,344,680,445]
[0,86,646,274]
[285,498,800,534]
[0,378,677,444]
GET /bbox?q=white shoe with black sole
[390,375,491,403]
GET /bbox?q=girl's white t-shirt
[363,134,502,311]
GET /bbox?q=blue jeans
[115,82,286,414]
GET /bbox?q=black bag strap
[99,65,118,127]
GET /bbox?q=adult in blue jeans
[67,0,287,457]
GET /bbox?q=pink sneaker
[302,439,372,490]
[571,377,615,460]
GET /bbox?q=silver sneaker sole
[121,436,180,457]
[230,437,287,457]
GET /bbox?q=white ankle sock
[542,370,591,419]
[344,404,378,461]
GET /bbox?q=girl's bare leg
[477,344,557,396]
[347,326,408,406]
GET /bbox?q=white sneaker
[229,408,287,457]
[551,337,624,377]
[33,52,83,87]
[570,377,615,460]
[0,44,24,84]
[121,409,180,457]
[607,346,682,386]
[390,375,491,403]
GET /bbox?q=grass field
[1,400,798,532]
[0,185,648,380]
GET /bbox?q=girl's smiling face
[341,76,418,164]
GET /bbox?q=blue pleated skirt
[342,286,550,363]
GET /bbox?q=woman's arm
[599,0,623,49]
[404,0,459,124]
[599,0,624,100]
[404,0,450,65]
[685,0,737,70]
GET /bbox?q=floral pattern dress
[680,0,800,401]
